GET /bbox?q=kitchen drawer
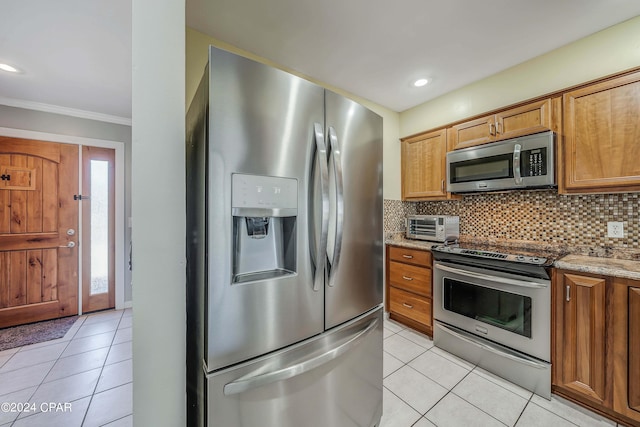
[388,246,431,266]
[389,287,432,327]
[389,261,431,297]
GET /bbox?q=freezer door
[206,47,325,370]
[207,308,383,427]
[325,90,384,329]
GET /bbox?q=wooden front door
[0,137,79,328]
[81,146,115,313]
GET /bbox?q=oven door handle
[435,322,548,370]
[434,263,547,289]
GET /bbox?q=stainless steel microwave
[446,131,556,193]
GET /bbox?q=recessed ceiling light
[0,63,20,73]
[413,78,429,87]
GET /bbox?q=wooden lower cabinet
[554,272,608,404]
[553,270,640,426]
[612,282,640,425]
[385,245,433,336]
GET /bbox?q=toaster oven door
[406,217,438,240]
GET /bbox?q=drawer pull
[402,303,413,309]
[402,254,413,259]
[402,276,414,281]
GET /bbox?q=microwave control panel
[521,148,547,177]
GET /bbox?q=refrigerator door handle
[312,123,330,292]
[223,317,379,396]
[327,126,344,287]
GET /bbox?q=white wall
[400,15,640,137]
[132,0,185,425]
[185,28,403,200]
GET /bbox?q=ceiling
[1,1,640,121]
[0,0,131,121]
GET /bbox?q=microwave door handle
[434,263,547,289]
[312,123,329,292]
[513,143,523,184]
[327,126,343,288]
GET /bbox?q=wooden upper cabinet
[449,98,555,150]
[401,128,452,200]
[562,71,640,193]
[495,98,553,140]
[554,272,608,405]
[448,115,495,150]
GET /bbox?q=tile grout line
[523,400,583,427]
[9,311,126,427]
[512,393,534,426]
[419,367,475,422]
[8,316,88,427]
[80,310,129,427]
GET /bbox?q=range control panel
[432,245,548,266]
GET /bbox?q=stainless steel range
[431,244,556,399]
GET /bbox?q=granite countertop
[385,232,640,281]
[554,254,640,281]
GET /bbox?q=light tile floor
[0,311,625,427]
[0,309,132,427]
[381,317,622,427]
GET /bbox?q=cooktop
[431,242,562,279]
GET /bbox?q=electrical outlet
[607,221,624,238]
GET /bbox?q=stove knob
[515,255,525,261]
[531,257,540,263]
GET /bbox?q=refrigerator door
[207,308,383,427]
[324,90,384,329]
[206,47,325,371]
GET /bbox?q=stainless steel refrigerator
[186,46,383,427]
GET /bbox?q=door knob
[67,229,76,236]
[59,241,76,248]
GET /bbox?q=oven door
[433,261,550,362]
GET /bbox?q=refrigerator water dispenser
[231,174,297,284]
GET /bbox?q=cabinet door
[563,71,640,193]
[448,115,495,150]
[495,99,552,140]
[613,281,640,424]
[556,272,608,404]
[629,287,640,414]
[627,288,640,412]
[401,129,448,200]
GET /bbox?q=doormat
[0,316,78,352]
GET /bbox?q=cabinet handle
[489,122,495,136]
[441,179,445,192]
[566,285,570,302]
[402,276,414,281]
[402,303,414,309]
[496,121,502,134]
[402,255,413,259]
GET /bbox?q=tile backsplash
[384,191,639,249]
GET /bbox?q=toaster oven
[405,215,459,243]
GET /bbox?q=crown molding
[0,96,132,126]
